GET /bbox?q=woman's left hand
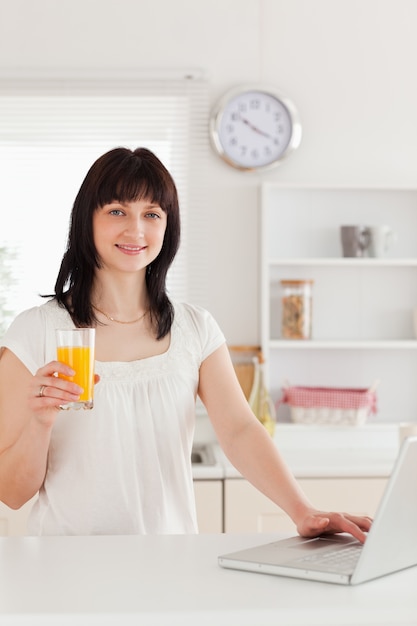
[296,510,373,544]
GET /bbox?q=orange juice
[57,345,94,402]
[56,328,95,410]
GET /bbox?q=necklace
[92,304,148,325]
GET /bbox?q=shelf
[269,340,417,349]
[261,185,417,423]
[268,258,417,267]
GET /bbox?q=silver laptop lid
[351,435,417,584]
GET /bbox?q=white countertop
[194,423,400,480]
[0,533,415,626]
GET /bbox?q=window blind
[0,71,209,335]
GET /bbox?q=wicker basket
[279,382,379,426]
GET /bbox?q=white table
[0,533,416,626]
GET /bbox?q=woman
[0,147,371,539]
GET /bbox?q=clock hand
[240,115,273,140]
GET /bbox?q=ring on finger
[38,385,46,398]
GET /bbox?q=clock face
[210,87,301,171]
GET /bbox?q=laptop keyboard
[293,544,363,573]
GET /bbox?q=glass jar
[280,279,313,340]
[228,345,262,400]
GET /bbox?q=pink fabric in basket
[280,386,377,415]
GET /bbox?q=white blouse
[1,299,225,535]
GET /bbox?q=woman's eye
[145,211,160,219]
[109,209,124,216]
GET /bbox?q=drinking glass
[55,328,95,410]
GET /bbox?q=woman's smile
[115,244,147,255]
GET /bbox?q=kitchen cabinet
[193,479,223,533]
[224,477,387,533]
[260,184,417,423]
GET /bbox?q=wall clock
[209,85,302,171]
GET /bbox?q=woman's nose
[124,217,145,238]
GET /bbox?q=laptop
[219,435,417,585]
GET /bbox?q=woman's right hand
[27,361,83,424]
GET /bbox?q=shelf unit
[260,184,417,423]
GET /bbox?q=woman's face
[92,198,167,274]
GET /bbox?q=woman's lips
[115,244,146,254]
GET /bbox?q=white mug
[368,225,397,258]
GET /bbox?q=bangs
[94,153,175,212]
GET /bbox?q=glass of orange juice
[55,328,95,410]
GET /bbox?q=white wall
[1,0,417,344]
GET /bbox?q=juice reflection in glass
[55,328,95,410]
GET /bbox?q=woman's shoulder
[2,300,72,346]
[7,299,69,329]
[172,300,226,358]
[1,299,71,374]
[173,301,217,328]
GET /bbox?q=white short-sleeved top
[1,299,225,536]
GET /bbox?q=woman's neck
[92,270,149,318]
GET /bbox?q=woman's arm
[198,344,372,543]
[0,348,82,508]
